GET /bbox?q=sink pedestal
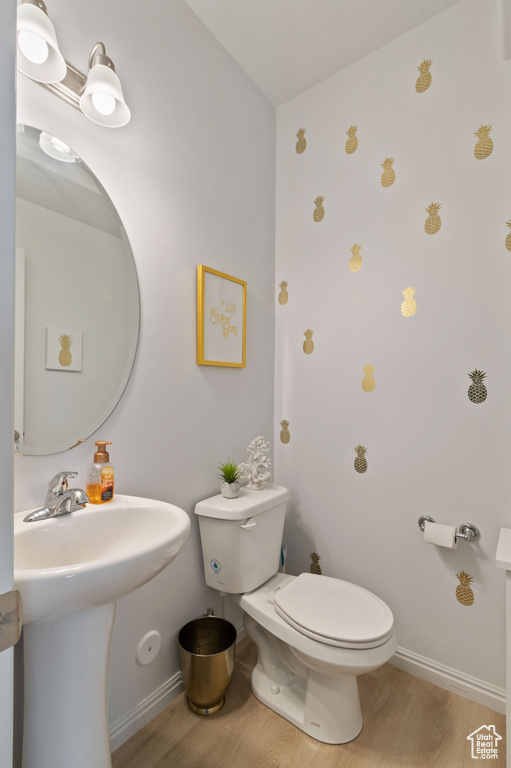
[22,602,116,768]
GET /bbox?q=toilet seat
[273,573,394,649]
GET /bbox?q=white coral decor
[238,436,272,490]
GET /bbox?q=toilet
[194,484,397,744]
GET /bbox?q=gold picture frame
[197,265,247,367]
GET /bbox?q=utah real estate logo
[467,725,502,760]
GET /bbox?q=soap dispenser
[86,441,114,504]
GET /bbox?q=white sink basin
[14,494,191,625]
[15,493,190,768]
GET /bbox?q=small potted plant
[218,459,241,499]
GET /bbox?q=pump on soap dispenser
[86,441,114,504]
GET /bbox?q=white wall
[0,1,16,763]
[275,0,511,702]
[15,0,275,749]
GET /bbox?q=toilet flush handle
[240,518,256,530]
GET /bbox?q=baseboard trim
[109,671,184,752]
[391,646,506,714]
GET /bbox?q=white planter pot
[221,481,239,499]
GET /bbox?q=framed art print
[197,265,246,367]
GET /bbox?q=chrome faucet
[24,472,89,522]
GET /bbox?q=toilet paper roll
[423,521,458,549]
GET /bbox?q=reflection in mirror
[15,125,140,455]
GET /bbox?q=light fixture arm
[88,42,115,72]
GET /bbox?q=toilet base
[250,660,363,744]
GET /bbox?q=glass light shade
[16,2,66,83]
[80,64,131,128]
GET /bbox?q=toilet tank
[194,485,289,594]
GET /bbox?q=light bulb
[18,30,49,64]
[91,92,116,116]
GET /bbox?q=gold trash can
[179,616,237,715]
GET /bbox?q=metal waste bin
[179,616,237,716]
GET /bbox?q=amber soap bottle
[86,441,114,504]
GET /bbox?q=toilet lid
[273,573,394,649]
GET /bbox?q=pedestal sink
[14,494,191,768]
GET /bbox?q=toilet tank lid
[194,484,289,520]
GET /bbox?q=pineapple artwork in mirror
[354,445,368,474]
[349,243,363,272]
[455,571,474,606]
[309,552,322,575]
[474,125,493,159]
[345,125,358,154]
[425,203,442,235]
[361,365,375,392]
[58,333,73,367]
[415,59,433,92]
[313,196,325,222]
[401,287,417,317]
[468,369,487,403]
[303,329,314,354]
[279,420,290,444]
[380,158,396,188]
[505,221,511,252]
[295,128,307,154]
[278,281,289,305]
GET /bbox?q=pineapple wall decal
[362,365,375,392]
[474,125,493,160]
[280,420,290,444]
[380,158,396,187]
[354,445,368,473]
[455,571,474,606]
[415,59,433,92]
[303,329,314,354]
[309,552,322,575]
[505,221,511,252]
[468,369,487,403]
[58,333,73,367]
[349,243,363,272]
[295,128,307,154]
[424,203,442,235]
[401,287,417,317]
[345,125,358,154]
[313,196,325,222]
[278,281,289,305]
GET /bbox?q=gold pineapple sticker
[280,420,290,444]
[381,158,396,187]
[295,128,307,154]
[401,287,417,317]
[362,365,375,392]
[415,59,433,92]
[303,329,314,354]
[309,552,322,575]
[349,243,363,272]
[468,369,487,403]
[354,445,368,473]
[474,125,493,159]
[345,125,358,154]
[455,571,474,606]
[505,221,511,252]
[425,203,442,235]
[58,333,73,367]
[278,281,289,305]
[313,196,325,222]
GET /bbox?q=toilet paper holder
[418,515,481,542]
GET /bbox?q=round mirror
[15,125,140,455]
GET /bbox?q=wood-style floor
[112,637,506,768]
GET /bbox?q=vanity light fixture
[16,0,131,128]
[16,0,66,84]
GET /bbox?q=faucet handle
[47,472,78,496]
